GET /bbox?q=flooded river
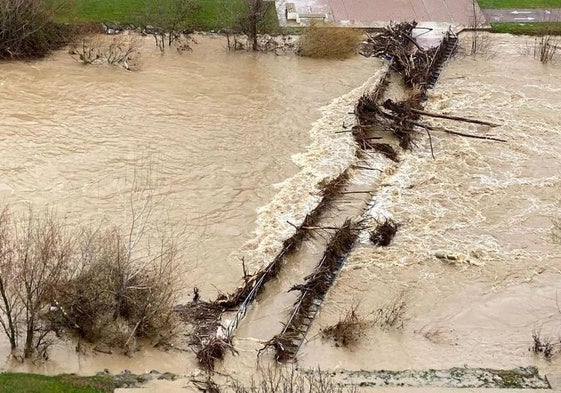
[1,33,560,379]
[0,35,373,295]
[299,34,561,373]
[0,34,374,373]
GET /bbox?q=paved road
[483,8,561,23]
[328,0,485,25]
[277,0,487,27]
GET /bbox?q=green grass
[52,0,280,32]
[477,0,561,9]
[491,21,561,34]
[0,373,115,393]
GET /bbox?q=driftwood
[354,74,504,151]
[382,99,501,128]
[195,337,237,371]
[409,107,501,127]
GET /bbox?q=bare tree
[466,0,490,56]
[234,0,275,51]
[141,0,199,52]
[0,209,20,352]
[0,208,74,359]
[56,166,183,353]
[0,0,71,59]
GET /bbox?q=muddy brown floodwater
[297,34,561,375]
[0,34,374,374]
[1,32,560,383]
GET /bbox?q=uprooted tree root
[369,218,400,247]
[321,304,368,347]
[260,219,361,361]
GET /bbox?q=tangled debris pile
[369,218,400,247]
[361,21,438,89]
[359,22,504,153]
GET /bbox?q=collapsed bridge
[177,22,503,371]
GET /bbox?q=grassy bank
[52,0,279,31]
[0,373,114,393]
[491,22,561,35]
[477,0,561,8]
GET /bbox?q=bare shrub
[0,208,74,359]
[228,367,355,393]
[0,0,72,59]
[458,0,491,57]
[69,35,141,70]
[225,32,246,51]
[320,294,407,348]
[533,32,559,64]
[298,22,362,59]
[321,304,368,347]
[151,31,196,53]
[55,222,181,354]
[373,292,407,329]
[530,329,560,360]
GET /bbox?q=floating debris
[369,219,400,246]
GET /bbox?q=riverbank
[50,0,280,32]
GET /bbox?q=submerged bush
[227,367,356,393]
[57,227,181,353]
[533,32,559,64]
[321,304,368,347]
[69,35,142,70]
[0,0,72,59]
[297,22,362,59]
[0,206,182,359]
